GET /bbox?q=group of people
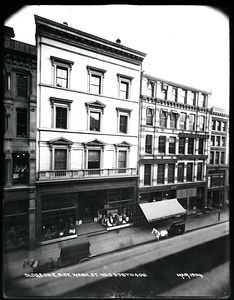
[101,212,131,227]
[42,218,76,241]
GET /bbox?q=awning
[139,199,186,222]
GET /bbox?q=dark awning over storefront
[139,199,186,222]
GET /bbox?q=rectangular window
[56,66,68,88]
[197,162,202,180]
[211,135,215,146]
[188,138,194,154]
[220,152,225,164]
[55,149,67,170]
[145,135,152,154]
[215,152,220,165]
[160,111,167,127]
[144,164,151,185]
[17,108,27,137]
[146,108,153,125]
[222,137,226,147]
[187,163,193,181]
[191,92,196,106]
[168,164,175,183]
[161,84,168,100]
[212,120,216,130]
[88,150,100,169]
[158,136,166,154]
[157,164,165,184]
[172,87,178,102]
[200,94,205,108]
[181,89,187,104]
[56,107,67,129]
[216,136,220,146]
[198,139,204,155]
[222,122,226,131]
[179,137,185,154]
[169,137,176,154]
[177,163,184,182]
[210,151,214,164]
[118,151,127,169]
[90,74,101,94]
[119,115,128,133]
[17,74,27,97]
[189,114,195,131]
[90,112,100,131]
[199,116,205,131]
[120,81,129,99]
[170,113,177,128]
[217,121,221,131]
[180,113,186,130]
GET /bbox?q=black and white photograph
[3,4,229,298]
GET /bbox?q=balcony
[37,168,137,181]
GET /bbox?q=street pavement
[3,208,229,280]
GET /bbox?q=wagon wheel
[78,258,90,264]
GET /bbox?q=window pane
[169,137,176,154]
[118,151,126,168]
[120,81,128,99]
[120,115,127,133]
[210,152,214,164]
[146,108,153,125]
[55,149,67,170]
[187,163,193,181]
[145,135,152,153]
[56,67,68,88]
[198,139,203,155]
[160,111,167,127]
[158,136,166,154]
[88,150,100,169]
[157,164,165,184]
[17,109,27,137]
[90,74,101,94]
[189,114,195,130]
[178,163,184,182]
[170,113,177,128]
[179,138,185,154]
[168,164,174,183]
[188,138,194,154]
[56,107,67,129]
[144,164,151,185]
[197,162,202,180]
[90,112,100,131]
[17,74,27,97]
[180,113,186,129]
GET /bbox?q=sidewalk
[3,208,229,279]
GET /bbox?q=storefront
[36,177,138,245]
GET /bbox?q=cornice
[37,22,145,66]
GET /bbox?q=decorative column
[185,138,188,155]
[195,138,199,155]
[153,164,158,186]
[139,164,144,187]
[194,160,198,182]
[184,162,187,182]
[164,164,168,184]
[165,137,169,155]
[29,186,36,250]
[175,137,179,155]
[174,163,178,183]
[153,136,158,155]
[4,151,12,188]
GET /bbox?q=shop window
[117,74,133,100]
[169,137,176,154]
[146,108,153,125]
[170,112,177,128]
[189,114,195,131]
[160,110,167,127]
[41,194,77,241]
[55,149,67,170]
[50,56,74,88]
[180,112,186,130]
[177,163,184,182]
[168,164,175,183]
[87,66,106,95]
[12,152,29,185]
[187,163,193,181]
[17,108,27,137]
[197,162,202,180]
[88,150,100,169]
[157,164,165,184]
[210,151,214,164]
[198,139,204,155]
[145,135,152,154]
[17,74,28,97]
[188,138,194,154]
[144,164,151,185]
[172,87,178,102]
[158,136,166,154]
[220,152,225,164]
[179,137,185,154]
